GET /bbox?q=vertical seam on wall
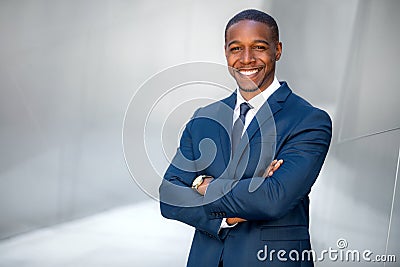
[384,145,400,266]
[336,0,400,145]
[335,0,364,144]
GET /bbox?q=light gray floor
[0,201,193,267]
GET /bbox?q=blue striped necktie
[231,102,251,156]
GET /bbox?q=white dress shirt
[233,76,281,134]
[220,76,281,230]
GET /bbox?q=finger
[271,163,280,171]
[266,165,272,172]
[269,159,277,167]
[269,160,277,169]
[268,159,284,176]
[265,159,279,177]
[274,159,284,169]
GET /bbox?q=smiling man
[160,9,332,267]
[225,14,281,100]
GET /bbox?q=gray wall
[0,0,399,263]
[309,1,400,264]
[272,1,400,264]
[0,0,267,239]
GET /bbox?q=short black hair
[225,9,279,43]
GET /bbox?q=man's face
[225,20,282,94]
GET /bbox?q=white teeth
[239,68,259,76]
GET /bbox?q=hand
[263,159,283,178]
[226,159,283,225]
[225,159,283,225]
[197,177,213,196]
[226,217,247,225]
[198,177,246,225]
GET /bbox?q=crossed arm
[196,159,283,225]
[160,108,332,239]
[159,154,282,238]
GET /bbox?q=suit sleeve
[204,109,332,221]
[159,109,224,240]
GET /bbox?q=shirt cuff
[220,218,237,230]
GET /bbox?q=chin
[239,87,260,93]
[237,79,262,92]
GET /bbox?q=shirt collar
[235,76,281,112]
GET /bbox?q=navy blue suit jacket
[159,82,332,267]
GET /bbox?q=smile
[237,67,263,76]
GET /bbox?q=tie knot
[239,102,251,122]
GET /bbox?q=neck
[239,89,261,101]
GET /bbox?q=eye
[230,46,241,52]
[253,45,266,50]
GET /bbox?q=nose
[240,48,255,65]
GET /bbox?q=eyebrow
[227,39,270,47]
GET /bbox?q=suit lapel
[216,92,236,167]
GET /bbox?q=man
[159,9,332,267]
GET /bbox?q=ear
[275,42,282,61]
